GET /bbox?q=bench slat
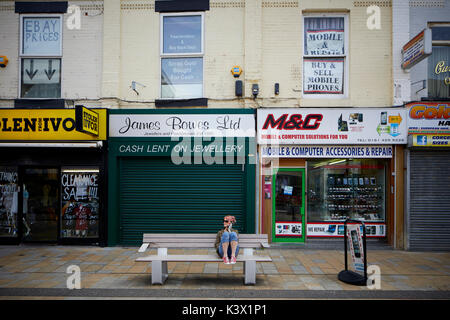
[141,243,265,248]
[136,255,272,262]
[141,233,269,250]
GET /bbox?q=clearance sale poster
[257,108,407,145]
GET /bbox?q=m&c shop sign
[0,109,107,141]
[257,108,407,145]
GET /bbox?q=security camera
[252,84,259,98]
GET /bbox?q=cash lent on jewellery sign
[22,58,60,84]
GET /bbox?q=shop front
[0,107,107,245]
[405,102,450,251]
[257,108,407,245]
[107,109,256,246]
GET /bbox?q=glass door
[272,168,305,243]
[22,168,59,242]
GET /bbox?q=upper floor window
[160,13,204,99]
[20,15,62,99]
[428,24,450,99]
[303,15,347,98]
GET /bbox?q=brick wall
[0,0,103,107]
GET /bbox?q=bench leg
[244,260,256,285]
[152,261,168,285]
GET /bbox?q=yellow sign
[413,134,450,147]
[0,109,107,141]
[389,113,403,124]
[76,105,99,136]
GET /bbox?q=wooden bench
[135,233,272,285]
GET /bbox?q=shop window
[19,15,62,98]
[303,16,347,97]
[160,13,204,99]
[428,25,450,99]
[0,167,19,238]
[61,168,100,239]
[307,159,386,223]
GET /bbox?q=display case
[307,159,386,223]
[326,174,384,221]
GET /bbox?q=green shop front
[107,109,256,246]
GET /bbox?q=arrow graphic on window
[25,60,38,80]
[44,60,56,80]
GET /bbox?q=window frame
[159,12,205,100]
[19,14,63,99]
[427,22,450,99]
[302,13,349,99]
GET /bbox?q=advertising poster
[307,222,385,238]
[22,17,62,55]
[346,224,365,275]
[0,168,18,237]
[303,59,344,94]
[275,221,302,237]
[305,29,344,56]
[258,108,407,145]
[61,170,99,238]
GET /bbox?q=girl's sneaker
[230,256,237,264]
[223,256,230,264]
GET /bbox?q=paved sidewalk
[0,245,449,299]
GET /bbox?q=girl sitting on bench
[215,215,239,264]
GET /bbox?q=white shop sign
[258,108,407,145]
[109,114,255,138]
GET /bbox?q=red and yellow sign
[0,109,107,140]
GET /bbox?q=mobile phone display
[381,112,387,125]
[350,230,361,258]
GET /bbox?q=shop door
[22,168,59,242]
[272,168,305,243]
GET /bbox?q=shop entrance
[272,168,305,243]
[22,168,59,242]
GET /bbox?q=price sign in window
[0,167,19,238]
[20,15,62,98]
[303,16,347,97]
[61,169,100,239]
[21,16,62,56]
[160,13,204,99]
